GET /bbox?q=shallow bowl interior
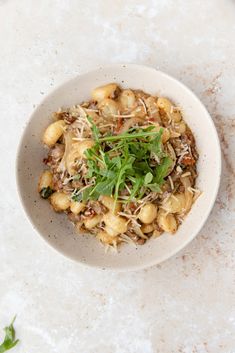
[16,64,221,270]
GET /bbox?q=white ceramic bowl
[16,64,221,271]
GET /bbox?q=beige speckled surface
[0,0,234,352]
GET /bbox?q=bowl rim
[15,63,222,271]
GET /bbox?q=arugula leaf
[94,179,116,195]
[74,118,172,203]
[82,186,98,201]
[149,128,164,157]
[98,169,116,179]
[144,172,153,185]
[147,183,162,193]
[128,176,144,200]
[99,130,161,142]
[0,317,19,353]
[87,115,100,141]
[111,156,122,169]
[154,156,172,185]
[133,161,152,174]
[114,156,135,201]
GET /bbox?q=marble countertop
[0,0,234,352]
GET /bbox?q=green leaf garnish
[40,186,53,199]
[71,193,83,202]
[99,130,160,142]
[0,317,19,353]
[144,172,153,185]
[154,156,172,185]
[87,115,100,141]
[74,117,172,203]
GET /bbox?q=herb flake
[40,186,53,199]
[0,317,19,353]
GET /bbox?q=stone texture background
[0,0,234,352]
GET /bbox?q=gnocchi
[97,231,119,245]
[103,212,127,235]
[50,191,70,212]
[174,121,186,134]
[43,120,66,147]
[99,195,121,214]
[162,193,186,214]
[141,224,154,234]
[145,96,160,121]
[138,203,157,224]
[157,97,181,122]
[181,176,193,214]
[84,214,102,230]
[119,89,137,110]
[66,140,94,175]
[92,83,118,102]
[98,98,119,118]
[70,201,85,215]
[38,170,53,192]
[104,225,120,237]
[157,210,177,234]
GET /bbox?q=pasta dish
[38,83,199,249]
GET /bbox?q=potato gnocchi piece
[38,170,53,192]
[84,214,102,230]
[98,98,119,118]
[99,195,121,214]
[57,131,74,172]
[157,97,181,122]
[145,96,160,121]
[157,210,177,233]
[138,203,157,224]
[104,225,120,237]
[152,229,162,238]
[97,231,119,245]
[162,178,193,216]
[181,176,193,214]
[174,121,186,134]
[132,105,146,119]
[119,89,137,111]
[42,120,66,147]
[66,140,94,175]
[162,193,186,214]
[103,212,127,235]
[92,83,118,102]
[70,201,86,215]
[50,191,70,212]
[141,224,154,234]
[170,108,181,123]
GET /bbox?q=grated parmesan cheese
[181,172,191,178]
[138,98,147,114]
[176,165,183,174]
[168,176,174,190]
[112,114,135,118]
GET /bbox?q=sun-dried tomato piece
[181,154,196,166]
